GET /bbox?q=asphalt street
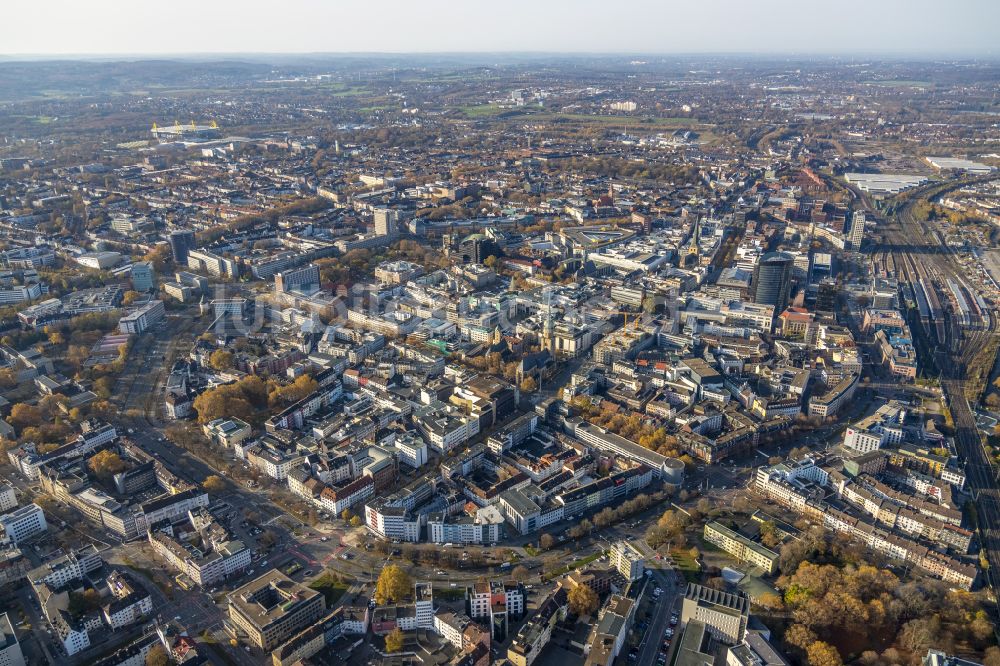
[635,567,682,666]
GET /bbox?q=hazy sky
[5,0,999,56]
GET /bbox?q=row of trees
[379,542,506,570]
[912,200,984,227]
[565,492,657,540]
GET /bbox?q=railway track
[878,183,1000,602]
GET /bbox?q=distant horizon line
[1,50,998,62]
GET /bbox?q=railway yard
[869,178,1000,603]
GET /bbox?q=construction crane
[616,312,642,331]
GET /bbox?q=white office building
[0,613,25,666]
[0,485,16,513]
[609,540,645,581]
[0,504,46,545]
[118,300,165,334]
[843,427,884,454]
[393,432,428,469]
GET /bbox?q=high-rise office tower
[131,261,155,292]
[815,278,838,313]
[168,230,196,265]
[847,210,866,250]
[752,252,793,314]
[374,208,399,237]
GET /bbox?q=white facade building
[0,504,46,544]
[609,540,645,581]
[394,434,428,469]
[843,427,884,454]
[0,613,25,666]
[118,300,165,334]
[0,485,16,513]
[364,503,420,542]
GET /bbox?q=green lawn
[309,573,348,606]
[461,103,505,118]
[11,114,56,124]
[525,112,700,128]
[434,587,467,601]
[543,551,604,579]
[699,538,721,553]
[328,85,369,97]
[670,550,701,583]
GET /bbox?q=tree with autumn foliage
[567,584,599,617]
[202,475,226,493]
[375,564,412,606]
[384,627,405,653]
[806,641,842,666]
[268,375,319,408]
[193,376,267,424]
[89,450,127,480]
